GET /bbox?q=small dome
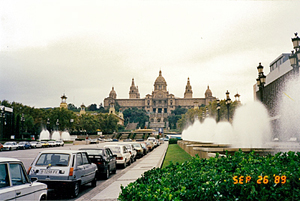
[205,85,212,97]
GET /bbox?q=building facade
[104,70,216,130]
[254,53,293,117]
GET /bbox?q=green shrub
[119,151,300,200]
[168,138,180,144]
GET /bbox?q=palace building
[104,70,216,130]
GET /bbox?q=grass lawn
[162,144,192,168]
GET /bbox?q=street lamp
[289,33,300,75]
[21,113,25,139]
[216,99,220,122]
[225,90,231,121]
[256,62,266,102]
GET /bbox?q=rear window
[107,146,120,153]
[82,149,104,155]
[35,153,70,166]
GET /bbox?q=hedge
[119,151,300,200]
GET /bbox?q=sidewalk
[91,142,168,201]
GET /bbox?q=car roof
[79,148,105,150]
[105,145,124,147]
[0,157,21,163]
[38,150,86,154]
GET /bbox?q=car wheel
[103,168,109,179]
[128,159,131,165]
[91,176,97,187]
[123,161,127,168]
[112,163,117,174]
[72,182,80,198]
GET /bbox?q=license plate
[40,169,59,174]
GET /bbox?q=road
[0,142,146,200]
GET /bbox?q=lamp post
[216,99,220,122]
[225,91,231,121]
[46,118,50,132]
[289,33,300,75]
[21,113,25,139]
[256,63,266,102]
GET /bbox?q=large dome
[154,70,167,85]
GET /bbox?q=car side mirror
[30,177,38,182]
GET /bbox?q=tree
[98,113,118,133]
[87,104,98,111]
[68,103,79,112]
[168,106,188,129]
[177,100,241,131]
[123,107,149,128]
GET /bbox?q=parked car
[132,143,144,158]
[139,142,149,155]
[47,141,56,147]
[0,143,3,151]
[18,141,31,149]
[2,142,19,151]
[90,139,98,144]
[118,143,137,162]
[40,141,49,148]
[80,148,117,179]
[30,141,43,148]
[147,137,158,147]
[104,145,131,168]
[0,157,47,201]
[55,140,64,146]
[28,150,97,198]
[145,141,154,151]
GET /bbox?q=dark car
[79,148,117,179]
[18,141,31,149]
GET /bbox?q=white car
[0,157,47,201]
[118,143,137,162]
[2,142,19,151]
[47,141,57,147]
[28,150,97,198]
[104,145,131,168]
[30,141,43,148]
[55,140,64,146]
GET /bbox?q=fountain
[51,131,61,140]
[179,101,273,158]
[61,131,71,141]
[39,129,50,140]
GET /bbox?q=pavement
[86,142,168,201]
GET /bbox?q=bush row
[119,151,300,200]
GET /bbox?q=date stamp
[232,175,287,184]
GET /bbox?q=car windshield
[133,144,141,148]
[108,147,121,153]
[36,153,70,166]
[18,142,25,145]
[82,149,103,155]
[4,142,13,145]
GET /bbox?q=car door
[107,148,116,169]
[9,162,37,201]
[0,163,15,200]
[105,148,113,170]
[81,152,95,183]
[75,153,86,184]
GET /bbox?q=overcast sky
[1,0,299,108]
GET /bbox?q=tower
[60,94,68,109]
[80,103,86,115]
[184,77,193,98]
[129,78,140,99]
